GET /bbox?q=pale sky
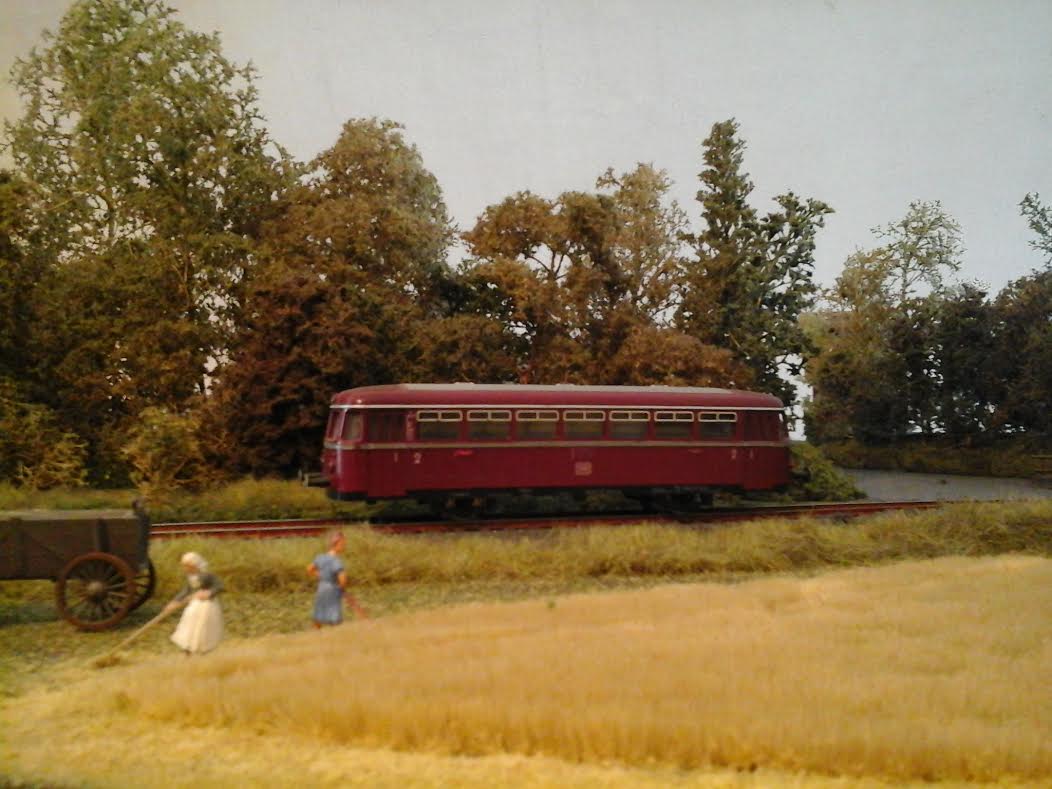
[3,0,1051,291]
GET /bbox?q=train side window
[370,411,405,442]
[609,410,649,439]
[564,410,604,440]
[467,410,512,441]
[516,410,558,440]
[698,411,737,439]
[341,412,363,441]
[654,411,693,439]
[417,410,462,441]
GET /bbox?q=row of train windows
[332,409,773,442]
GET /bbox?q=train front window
[341,412,363,441]
[325,409,343,440]
[516,410,558,440]
[654,411,693,439]
[467,410,512,441]
[698,412,737,439]
[564,410,604,440]
[609,410,649,440]
[416,410,462,441]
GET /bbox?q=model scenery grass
[2,500,1051,787]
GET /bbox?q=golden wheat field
[3,553,1051,788]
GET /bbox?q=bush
[121,407,219,501]
[784,443,864,501]
[0,379,87,489]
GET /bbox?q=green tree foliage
[802,251,908,442]
[3,0,291,480]
[1020,193,1052,267]
[804,202,964,442]
[0,171,44,384]
[207,118,456,475]
[988,271,1052,433]
[871,200,963,303]
[679,120,833,405]
[0,380,88,489]
[463,163,749,386]
[930,284,998,436]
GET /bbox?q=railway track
[151,500,945,539]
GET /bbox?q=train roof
[331,383,785,410]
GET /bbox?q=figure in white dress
[164,552,224,654]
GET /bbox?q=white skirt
[171,598,224,654]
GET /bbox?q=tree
[989,271,1052,434]
[872,200,962,303]
[463,163,745,386]
[462,190,585,382]
[0,171,44,385]
[1020,193,1052,267]
[208,118,455,475]
[803,251,909,442]
[678,120,833,405]
[3,0,291,478]
[930,284,998,436]
[804,202,964,442]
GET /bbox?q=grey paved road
[844,469,1052,502]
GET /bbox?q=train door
[697,411,742,485]
[365,410,409,498]
[741,411,783,488]
[408,410,466,493]
[462,410,513,490]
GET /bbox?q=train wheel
[55,552,136,631]
[128,558,157,612]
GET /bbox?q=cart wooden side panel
[0,508,154,630]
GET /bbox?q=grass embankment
[149,498,1052,594]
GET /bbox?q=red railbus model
[322,384,790,508]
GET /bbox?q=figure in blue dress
[308,531,348,627]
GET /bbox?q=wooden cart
[0,505,156,631]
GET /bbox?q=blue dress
[312,553,345,624]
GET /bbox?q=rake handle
[97,606,176,661]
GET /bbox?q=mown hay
[55,555,1052,783]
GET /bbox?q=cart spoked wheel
[128,558,156,613]
[55,552,136,631]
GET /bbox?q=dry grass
[138,500,1052,597]
[5,555,1049,787]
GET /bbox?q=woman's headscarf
[180,552,208,573]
